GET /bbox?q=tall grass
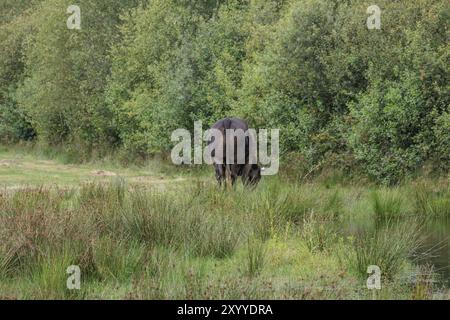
[0,175,445,299]
[246,238,267,278]
[371,188,405,221]
[302,212,338,253]
[348,220,421,280]
[0,182,251,290]
[30,245,83,299]
[412,181,450,218]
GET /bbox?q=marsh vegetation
[0,148,448,300]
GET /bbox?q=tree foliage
[1,0,448,182]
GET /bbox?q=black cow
[208,118,261,188]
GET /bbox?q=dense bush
[106,0,245,154]
[10,0,140,156]
[0,0,448,182]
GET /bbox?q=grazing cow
[208,118,261,188]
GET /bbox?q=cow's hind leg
[214,164,226,188]
[225,164,236,190]
[230,165,240,189]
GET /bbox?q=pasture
[0,146,448,299]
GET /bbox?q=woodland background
[1,0,448,183]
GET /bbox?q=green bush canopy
[1,0,448,183]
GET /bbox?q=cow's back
[209,118,251,164]
[211,118,249,132]
[209,118,261,187]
